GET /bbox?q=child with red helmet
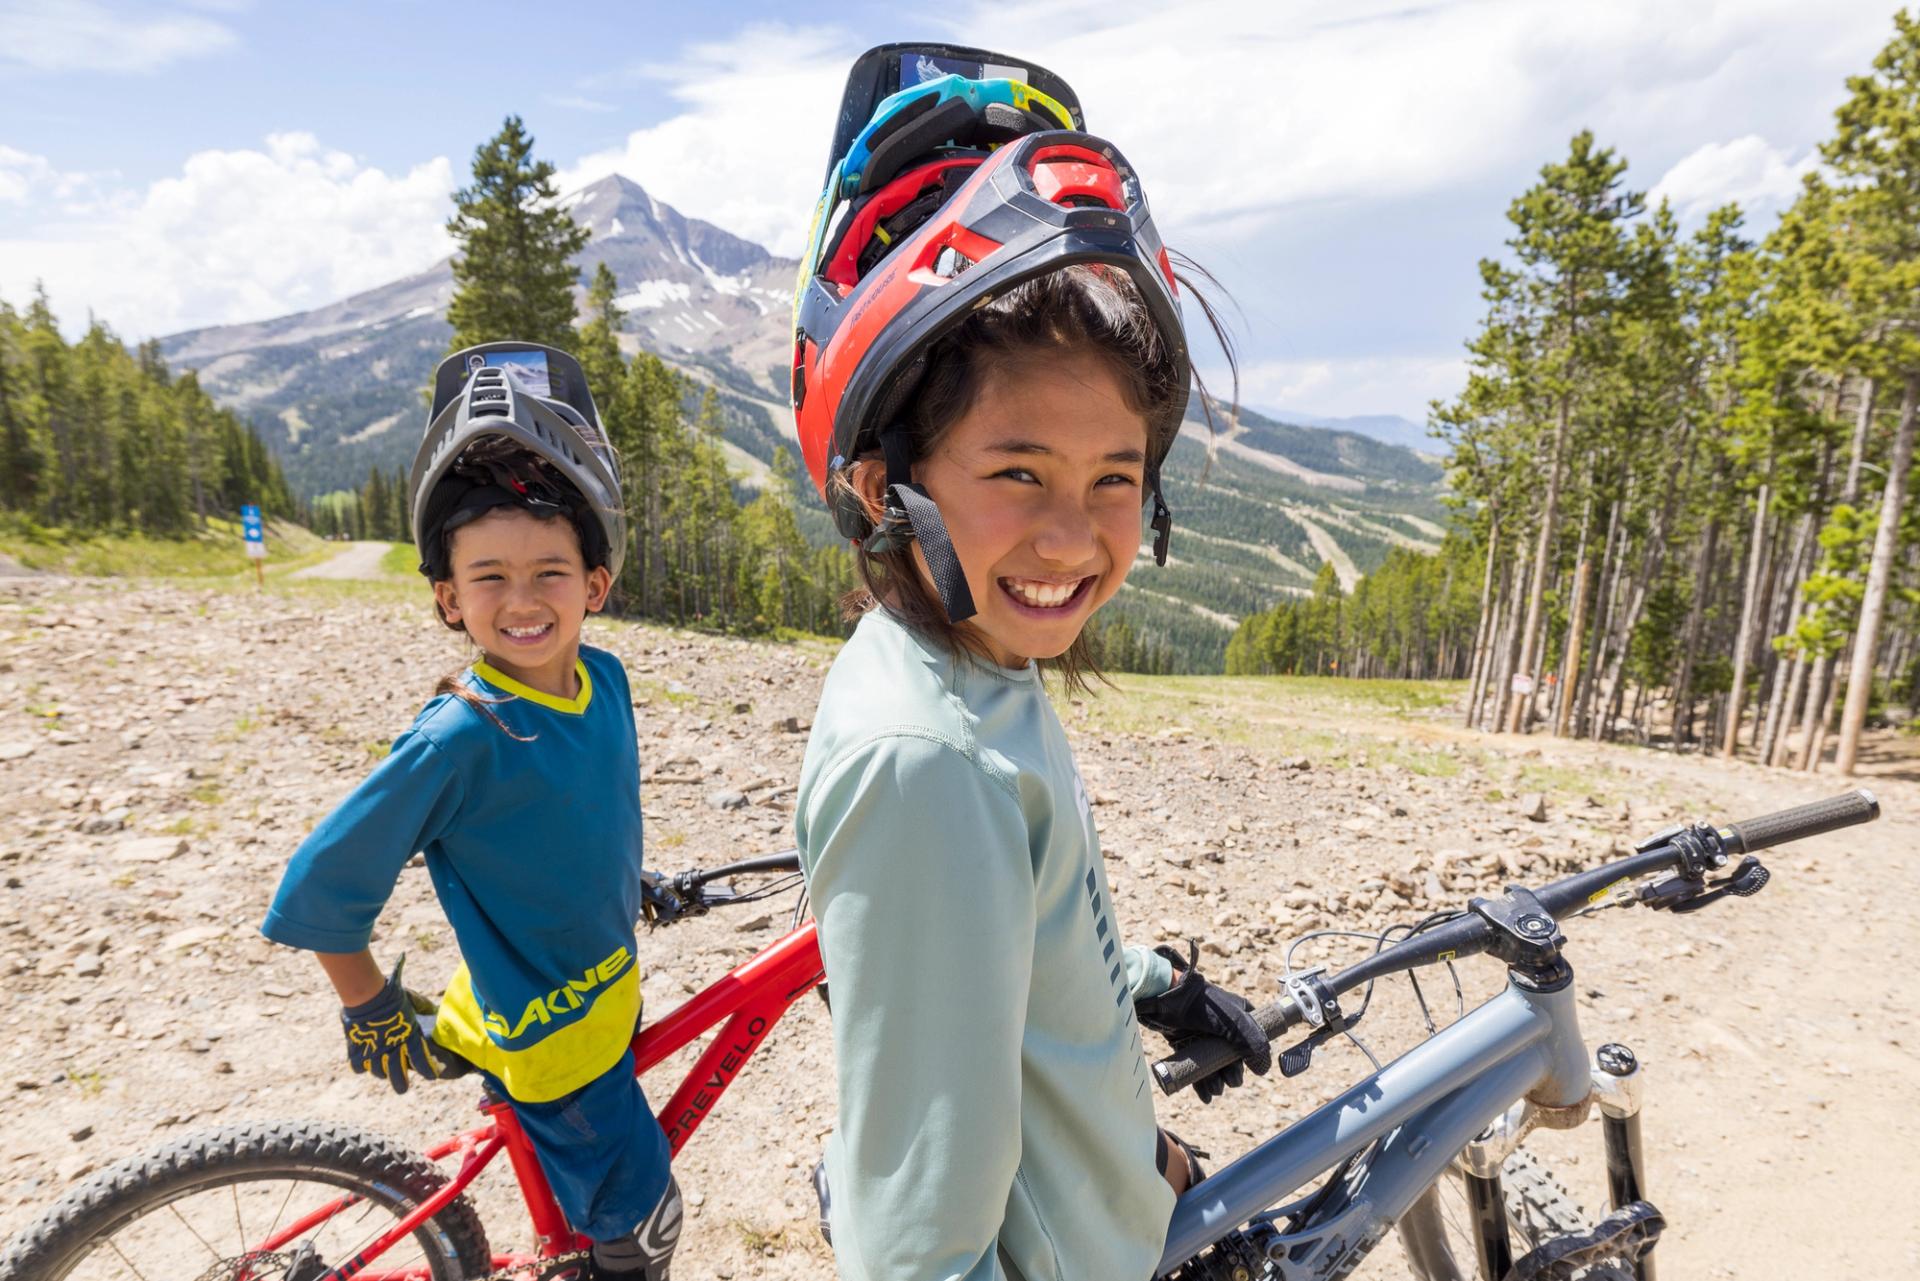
[792,45,1267,1281]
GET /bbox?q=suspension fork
[1594,1042,1654,1281]
[1464,1166,1514,1280]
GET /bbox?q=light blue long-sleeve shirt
[797,610,1175,1281]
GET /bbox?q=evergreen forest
[0,289,295,534]
[1227,13,1920,775]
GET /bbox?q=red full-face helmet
[789,129,1189,622]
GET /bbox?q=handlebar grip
[1723,789,1879,854]
[1151,996,1299,1096]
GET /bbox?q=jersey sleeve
[1124,944,1174,1000]
[802,734,1035,1281]
[260,729,466,953]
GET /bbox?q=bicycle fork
[1593,1042,1653,1281]
[1456,1037,1656,1281]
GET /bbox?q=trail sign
[241,505,266,559]
[241,504,266,586]
[1510,673,1535,696]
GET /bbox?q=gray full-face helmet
[410,342,626,580]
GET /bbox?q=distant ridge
[1263,407,1436,454]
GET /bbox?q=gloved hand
[1134,942,1272,1104]
[340,957,454,1094]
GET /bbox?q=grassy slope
[1059,670,1643,808]
[0,517,331,578]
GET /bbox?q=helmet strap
[864,422,978,625]
[1149,467,1173,566]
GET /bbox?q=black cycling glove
[1134,942,1272,1104]
[340,957,454,1094]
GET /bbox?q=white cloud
[0,0,237,73]
[554,23,854,257]
[0,133,454,337]
[0,145,86,203]
[550,0,1896,261]
[1650,136,1818,224]
[1231,355,1468,422]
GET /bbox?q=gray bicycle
[1150,788,1880,1281]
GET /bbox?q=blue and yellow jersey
[261,645,646,1103]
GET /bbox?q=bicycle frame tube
[1157,972,1591,1276]
[638,921,825,1153]
[297,1127,506,1281]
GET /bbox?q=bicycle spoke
[265,1179,298,1244]
[169,1201,223,1261]
[104,1236,154,1281]
[232,1183,245,1256]
[329,1194,431,1277]
[331,1195,397,1263]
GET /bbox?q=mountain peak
[562,171,783,283]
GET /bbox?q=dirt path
[0,577,1914,1279]
[289,539,396,580]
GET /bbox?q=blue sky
[0,0,1908,421]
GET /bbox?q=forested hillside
[0,289,294,535]
[1227,13,1920,775]
[153,149,1446,672]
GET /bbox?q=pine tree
[577,262,626,428]
[445,116,589,351]
[1822,12,1920,773]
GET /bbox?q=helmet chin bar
[1149,466,1172,566]
[863,422,978,625]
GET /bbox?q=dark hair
[833,258,1237,694]
[425,438,599,740]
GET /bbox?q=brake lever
[1669,856,1769,914]
[640,871,686,928]
[1276,971,1350,1078]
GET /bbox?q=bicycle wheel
[1396,1148,1632,1281]
[0,1120,492,1281]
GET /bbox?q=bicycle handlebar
[682,849,802,890]
[1152,790,1879,1095]
[1721,788,1879,853]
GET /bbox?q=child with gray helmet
[260,343,679,1281]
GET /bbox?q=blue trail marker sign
[241,504,266,585]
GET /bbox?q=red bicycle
[0,852,822,1281]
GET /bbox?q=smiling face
[890,349,1149,668]
[430,506,612,697]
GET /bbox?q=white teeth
[503,624,550,638]
[1005,579,1081,608]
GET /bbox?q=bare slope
[2,576,1913,1278]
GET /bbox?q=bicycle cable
[1279,903,1471,1070]
[721,871,806,905]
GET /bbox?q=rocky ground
[1,564,1916,1279]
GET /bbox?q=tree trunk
[1835,374,1918,774]
[1577,496,1624,740]
[1475,560,1512,728]
[1807,663,1842,772]
[1669,509,1721,749]
[1843,375,1877,505]
[1796,654,1835,771]
[1554,552,1591,738]
[1769,648,1811,768]
[1757,512,1816,765]
[1721,478,1772,756]
[1493,555,1530,733]
[1508,398,1571,733]
[1465,518,1501,728]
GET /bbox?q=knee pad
[590,1174,683,1280]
